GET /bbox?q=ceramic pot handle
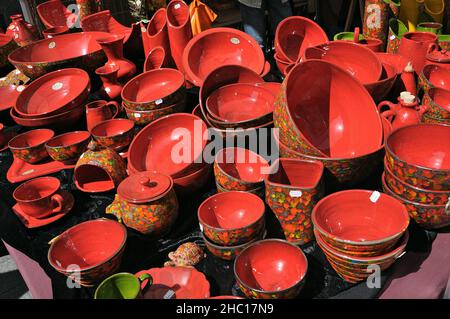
[51,194,64,213]
[137,273,153,292]
[353,27,360,43]
[378,100,398,113]
[417,104,429,115]
[381,110,396,123]
[427,43,439,54]
[106,101,120,118]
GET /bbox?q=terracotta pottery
[275,16,328,64]
[422,87,450,119]
[8,128,54,163]
[274,53,294,76]
[274,60,383,158]
[85,100,119,132]
[13,176,64,218]
[385,124,450,190]
[141,8,172,61]
[234,239,308,299]
[8,31,108,79]
[95,65,123,101]
[74,141,128,193]
[424,44,450,71]
[91,118,135,152]
[421,111,450,124]
[0,34,18,69]
[143,46,167,72]
[42,26,69,39]
[6,14,39,47]
[37,0,75,29]
[364,62,399,103]
[48,219,127,287]
[173,162,212,195]
[378,96,428,131]
[182,27,265,86]
[165,242,205,267]
[0,84,25,112]
[387,18,408,54]
[398,32,438,74]
[95,272,153,299]
[265,158,324,245]
[382,173,450,229]
[14,68,91,118]
[122,68,185,111]
[362,0,389,46]
[198,191,265,246]
[45,131,91,163]
[419,64,450,95]
[356,37,384,52]
[106,171,179,236]
[123,100,186,126]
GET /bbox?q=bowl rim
[45,130,91,149]
[13,176,60,203]
[91,118,135,139]
[426,87,450,114]
[201,228,266,250]
[122,100,185,114]
[166,0,190,30]
[233,238,308,294]
[8,128,55,150]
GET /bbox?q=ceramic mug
[13,176,64,218]
[86,100,120,132]
[94,272,153,299]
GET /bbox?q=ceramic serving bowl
[91,118,135,152]
[198,191,266,246]
[312,189,409,257]
[275,16,328,64]
[419,64,450,95]
[8,31,108,79]
[274,60,383,158]
[0,34,18,69]
[364,62,399,103]
[36,0,73,28]
[8,128,54,163]
[354,38,383,52]
[234,239,308,299]
[385,124,450,190]
[48,219,127,287]
[382,173,450,229]
[173,162,212,196]
[182,27,265,86]
[214,147,270,191]
[45,131,91,163]
[423,87,450,120]
[14,68,91,118]
[121,68,185,111]
[123,100,186,126]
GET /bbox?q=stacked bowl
[382,124,450,229]
[421,87,450,125]
[312,190,410,283]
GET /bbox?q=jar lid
[427,49,450,63]
[117,171,173,203]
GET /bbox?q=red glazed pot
[385,124,450,190]
[274,60,383,158]
[14,68,91,118]
[0,34,18,69]
[382,173,450,229]
[423,87,450,120]
[8,31,108,80]
[364,62,399,103]
[123,100,186,126]
[8,128,54,163]
[312,189,409,256]
[275,16,328,64]
[419,64,450,96]
[141,8,172,60]
[6,14,39,47]
[265,158,324,245]
[48,219,127,287]
[198,191,266,246]
[45,131,91,163]
[42,26,69,39]
[424,44,450,71]
[144,46,167,72]
[36,0,74,29]
[398,32,438,74]
[122,68,185,111]
[95,64,123,101]
[377,97,428,132]
[356,38,383,52]
[86,100,119,132]
[182,27,265,87]
[234,239,308,299]
[91,118,135,152]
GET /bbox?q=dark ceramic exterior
[422,90,450,120]
[10,143,49,163]
[122,85,186,111]
[215,182,265,199]
[93,127,135,152]
[124,101,186,126]
[213,161,265,192]
[45,133,91,163]
[421,112,450,125]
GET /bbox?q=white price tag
[289,190,302,198]
[370,191,381,203]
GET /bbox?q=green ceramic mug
[416,22,443,34]
[94,272,153,299]
[333,32,364,41]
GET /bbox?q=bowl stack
[421,87,450,125]
[312,190,410,283]
[382,124,450,229]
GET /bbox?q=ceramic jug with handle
[398,31,438,74]
[378,95,428,131]
[86,100,120,132]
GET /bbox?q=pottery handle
[417,104,429,115]
[381,110,396,124]
[107,101,120,118]
[427,43,439,55]
[138,273,153,292]
[377,100,398,113]
[353,27,360,43]
[51,194,64,214]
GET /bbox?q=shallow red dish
[0,84,25,112]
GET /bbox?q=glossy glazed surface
[85,100,119,132]
[91,118,135,151]
[364,62,399,103]
[45,131,91,162]
[398,32,438,74]
[0,84,24,112]
[8,128,54,163]
[424,87,450,119]
[36,0,73,28]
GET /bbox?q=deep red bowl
[8,31,108,80]
[143,46,166,72]
[182,27,265,87]
[234,239,308,299]
[121,68,185,110]
[420,64,450,95]
[45,131,91,163]
[385,124,450,190]
[198,191,266,246]
[48,219,127,287]
[173,162,212,196]
[312,189,409,256]
[36,0,73,28]
[424,87,450,120]
[91,119,135,152]
[123,100,186,126]
[15,68,91,118]
[8,128,54,163]
[128,113,208,177]
[275,16,328,64]
[364,62,399,103]
[0,34,18,69]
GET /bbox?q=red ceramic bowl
[0,34,18,69]
[420,64,450,94]
[356,38,383,52]
[173,162,212,196]
[36,0,73,28]
[312,189,409,256]
[198,191,266,246]
[128,113,208,177]
[424,87,450,120]
[91,119,135,152]
[48,219,127,287]
[214,147,270,191]
[275,16,328,64]
[8,32,108,80]
[303,41,383,84]
[182,27,265,87]
[45,131,91,163]
[123,100,186,126]
[42,26,69,39]
[121,68,185,111]
[15,68,91,118]
[364,62,399,103]
[0,84,25,112]
[385,124,450,190]
[274,53,294,76]
[274,60,383,158]
[8,128,54,163]
[234,239,308,299]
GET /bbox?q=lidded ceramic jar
[106,171,179,237]
[425,46,450,71]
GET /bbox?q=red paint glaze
[6,14,39,47]
[42,26,69,39]
[0,84,24,112]
[424,87,450,119]
[274,53,294,76]
[45,131,91,163]
[141,8,171,60]
[144,46,167,72]
[36,0,74,29]
[95,64,123,101]
[420,64,450,95]
[375,52,410,74]
[364,62,399,103]
[85,100,119,132]
[91,118,135,151]
[173,162,212,196]
[357,38,383,52]
[8,128,54,163]
[398,32,438,74]
[378,98,428,132]
[123,100,186,126]
[425,45,450,71]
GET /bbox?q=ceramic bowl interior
[91,119,134,138]
[166,0,189,26]
[144,46,166,72]
[9,128,54,149]
[427,87,450,113]
[422,64,450,90]
[13,176,59,202]
[74,165,115,193]
[146,8,166,36]
[267,158,323,188]
[36,0,72,28]
[81,10,130,37]
[46,131,91,149]
[364,62,398,102]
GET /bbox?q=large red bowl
[128,113,208,177]
[182,27,265,86]
[14,68,90,118]
[234,239,308,299]
[8,32,108,79]
[275,16,328,64]
[48,219,127,287]
[274,60,383,158]
[0,34,18,69]
[364,62,399,103]
[303,41,383,84]
[420,64,450,95]
[36,0,73,28]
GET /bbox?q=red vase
[95,64,123,101]
[96,34,136,83]
[6,14,39,47]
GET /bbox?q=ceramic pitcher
[398,31,438,74]
[86,100,120,132]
